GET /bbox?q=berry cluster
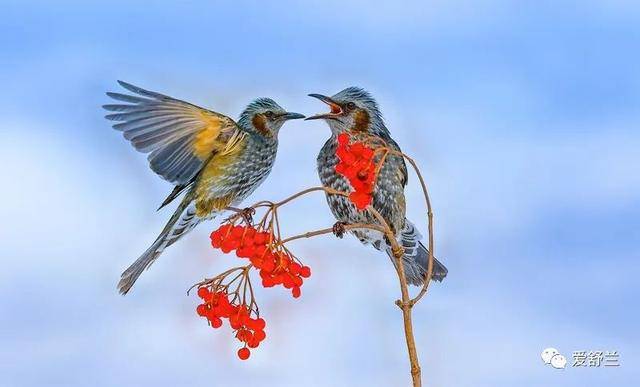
[196,287,267,360]
[210,224,311,298]
[258,250,311,298]
[334,133,378,209]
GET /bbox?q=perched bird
[104,81,304,294]
[307,87,448,285]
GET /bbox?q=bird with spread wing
[103,81,304,294]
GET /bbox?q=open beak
[278,112,306,120]
[305,94,343,120]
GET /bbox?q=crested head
[306,86,388,137]
[238,98,304,138]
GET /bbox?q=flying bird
[307,87,447,285]
[104,81,304,294]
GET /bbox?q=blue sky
[1,1,638,386]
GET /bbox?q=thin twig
[391,151,435,306]
[281,222,388,244]
[367,206,422,386]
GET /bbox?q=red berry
[262,278,275,288]
[220,239,237,253]
[351,142,365,155]
[300,266,311,278]
[253,329,266,342]
[349,191,371,210]
[262,259,275,273]
[244,227,256,239]
[196,304,209,317]
[292,286,301,298]
[230,317,242,330]
[237,347,250,360]
[289,262,301,275]
[231,225,245,238]
[197,287,210,299]
[210,317,222,328]
[210,231,224,248]
[337,133,350,145]
[254,232,269,245]
[236,329,252,342]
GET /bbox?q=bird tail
[385,219,448,286]
[118,198,203,295]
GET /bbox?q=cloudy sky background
[1,1,638,386]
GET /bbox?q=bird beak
[305,94,343,120]
[278,112,306,120]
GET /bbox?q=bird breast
[194,140,277,215]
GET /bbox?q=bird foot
[332,221,347,238]
[240,207,256,225]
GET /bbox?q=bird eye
[346,102,356,110]
[265,111,274,118]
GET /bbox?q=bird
[307,87,447,285]
[103,81,304,294]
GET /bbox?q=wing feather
[104,81,244,185]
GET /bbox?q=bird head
[239,98,305,138]
[306,87,388,137]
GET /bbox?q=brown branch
[366,206,422,386]
[281,222,388,244]
[273,186,345,207]
[391,151,435,306]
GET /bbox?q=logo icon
[542,347,566,369]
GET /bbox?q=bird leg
[240,207,256,225]
[332,221,347,238]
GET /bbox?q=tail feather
[415,242,448,283]
[118,199,202,295]
[385,219,448,286]
[118,239,165,295]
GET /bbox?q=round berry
[253,329,266,342]
[237,347,250,360]
[231,225,245,238]
[197,287,210,299]
[196,304,209,317]
[210,317,223,328]
[300,266,311,278]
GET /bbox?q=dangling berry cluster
[334,133,379,209]
[196,287,266,360]
[258,250,311,298]
[210,224,311,298]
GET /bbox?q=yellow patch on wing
[105,81,245,185]
[191,111,226,159]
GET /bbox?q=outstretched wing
[103,81,245,185]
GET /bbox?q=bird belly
[194,145,275,217]
[317,138,404,244]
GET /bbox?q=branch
[281,222,388,244]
